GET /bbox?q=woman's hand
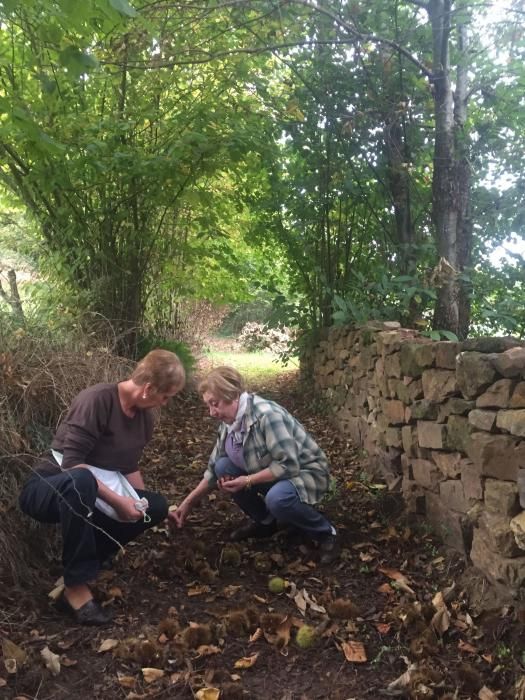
[218,475,234,491]
[221,476,249,494]
[169,501,192,528]
[113,496,144,522]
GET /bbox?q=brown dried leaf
[109,586,124,598]
[431,607,451,636]
[249,628,263,643]
[118,674,137,688]
[57,638,76,651]
[4,660,16,675]
[60,655,77,667]
[142,667,165,683]
[478,687,499,700]
[187,584,211,597]
[48,577,65,601]
[458,639,478,654]
[40,646,61,676]
[342,640,367,663]
[98,638,119,653]
[195,645,221,657]
[375,623,391,635]
[222,585,242,598]
[2,639,27,674]
[195,689,220,700]
[234,652,259,669]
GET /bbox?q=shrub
[0,327,135,586]
[238,322,293,355]
[135,335,196,376]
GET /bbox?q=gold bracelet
[245,475,253,489]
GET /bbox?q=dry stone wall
[304,322,525,597]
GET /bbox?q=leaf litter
[1,370,525,698]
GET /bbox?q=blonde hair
[198,366,245,402]
[131,349,186,393]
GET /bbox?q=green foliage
[331,266,437,328]
[135,336,195,376]
[0,0,524,344]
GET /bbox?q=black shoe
[57,593,113,626]
[319,534,340,565]
[230,520,278,542]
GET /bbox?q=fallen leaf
[234,652,259,669]
[378,567,416,597]
[377,582,394,595]
[98,638,119,653]
[195,645,221,657]
[195,688,220,700]
[253,594,267,604]
[41,646,61,676]
[359,551,374,562]
[458,639,478,654]
[385,658,418,693]
[108,586,123,598]
[117,674,136,688]
[478,687,499,700]
[222,585,242,598]
[48,578,65,601]
[142,667,165,683]
[293,588,307,615]
[4,660,16,675]
[342,640,367,663]
[187,585,211,597]
[60,655,77,667]
[0,678,6,687]
[302,589,326,614]
[249,628,263,643]
[230,674,241,681]
[375,623,391,635]
[57,638,76,651]
[482,654,493,664]
[1,639,27,674]
[431,607,451,636]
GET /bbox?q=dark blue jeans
[19,469,168,586]
[215,456,332,539]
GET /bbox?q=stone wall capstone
[304,323,525,597]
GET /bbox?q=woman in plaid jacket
[171,366,339,564]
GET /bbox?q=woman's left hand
[221,476,250,493]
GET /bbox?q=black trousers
[19,469,168,586]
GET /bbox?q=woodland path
[1,368,523,699]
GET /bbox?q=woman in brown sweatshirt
[19,349,185,625]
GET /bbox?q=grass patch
[204,349,298,384]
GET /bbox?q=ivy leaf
[109,0,138,17]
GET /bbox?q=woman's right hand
[169,501,191,528]
[113,496,144,522]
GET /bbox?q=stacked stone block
[307,323,525,596]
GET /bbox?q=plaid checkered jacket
[204,394,330,505]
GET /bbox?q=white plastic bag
[52,450,146,522]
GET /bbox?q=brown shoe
[230,520,277,542]
[319,534,340,565]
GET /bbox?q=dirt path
[1,371,523,699]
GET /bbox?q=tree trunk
[428,0,472,336]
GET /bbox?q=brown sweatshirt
[37,383,154,476]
